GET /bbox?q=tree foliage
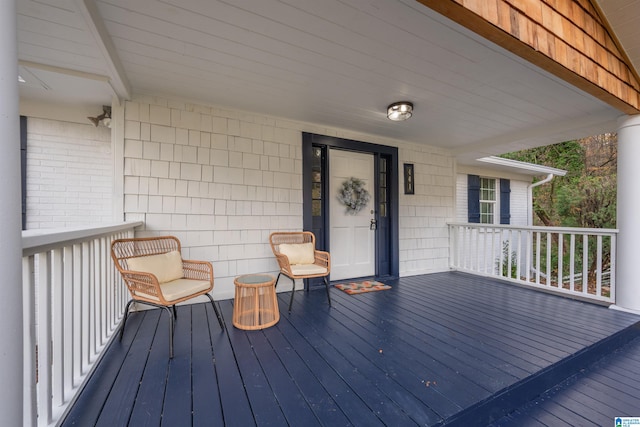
[502,134,617,229]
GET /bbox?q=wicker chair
[111,236,224,358]
[269,231,331,312]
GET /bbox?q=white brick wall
[26,118,113,229]
[121,97,459,299]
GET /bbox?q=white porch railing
[22,222,143,427]
[449,223,617,304]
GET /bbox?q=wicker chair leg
[288,276,296,312]
[275,272,283,288]
[323,276,332,307]
[205,293,225,329]
[120,299,135,341]
[162,306,174,359]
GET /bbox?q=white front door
[329,149,375,281]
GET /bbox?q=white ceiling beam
[73,0,131,101]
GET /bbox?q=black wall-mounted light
[88,106,112,128]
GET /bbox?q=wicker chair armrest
[182,259,213,281]
[274,252,293,273]
[120,271,166,303]
[313,250,330,268]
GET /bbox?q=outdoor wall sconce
[387,101,413,121]
[88,106,112,128]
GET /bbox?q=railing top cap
[447,222,618,235]
[22,222,143,256]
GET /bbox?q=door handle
[370,218,377,230]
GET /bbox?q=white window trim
[479,177,500,224]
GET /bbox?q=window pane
[480,202,494,224]
[312,200,322,217]
[480,178,496,201]
[312,183,321,199]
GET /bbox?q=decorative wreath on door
[337,177,370,214]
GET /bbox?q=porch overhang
[15,0,640,158]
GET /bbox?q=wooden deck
[61,272,640,426]
[491,335,640,426]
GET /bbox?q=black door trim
[302,133,399,280]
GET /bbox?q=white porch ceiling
[16,0,639,163]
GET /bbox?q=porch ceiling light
[387,101,413,121]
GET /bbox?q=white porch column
[0,0,23,424]
[615,114,640,313]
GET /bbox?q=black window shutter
[500,179,511,224]
[467,175,480,223]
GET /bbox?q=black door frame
[302,133,399,280]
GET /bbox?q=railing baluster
[81,241,90,373]
[23,256,36,427]
[52,248,64,411]
[63,246,74,401]
[583,234,589,295]
[525,230,531,283]
[557,233,563,289]
[569,234,576,292]
[546,233,552,286]
[596,235,603,297]
[535,231,541,285]
[610,234,617,301]
[515,230,521,280]
[37,252,53,427]
[72,244,82,386]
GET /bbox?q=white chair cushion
[127,250,184,283]
[137,278,211,302]
[291,264,327,276]
[279,243,315,265]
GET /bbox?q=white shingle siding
[26,118,113,229]
[119,97,458,298]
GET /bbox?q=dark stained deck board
[94,309,161,427]
[127,312,172,426]
[271,304,405,426]
[60,272,640,426]
[286,293,446,425]
[216,300,290,426]
[62,307,147,426]
[260,319,369,426]
[191,303,224,427]
[296,288,490,412]
[492,336,640,426]
[161,305,194,427]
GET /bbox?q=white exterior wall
[122,96,455,299]
[455,166,532,226]
[26,118,113,229]
[399,146,454,275]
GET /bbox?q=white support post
[614,114,640,313]
[0,0,24,425]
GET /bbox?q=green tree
[502,135,616,229]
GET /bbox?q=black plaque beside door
[404,163,414,195]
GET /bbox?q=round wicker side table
[232,274,280,330]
